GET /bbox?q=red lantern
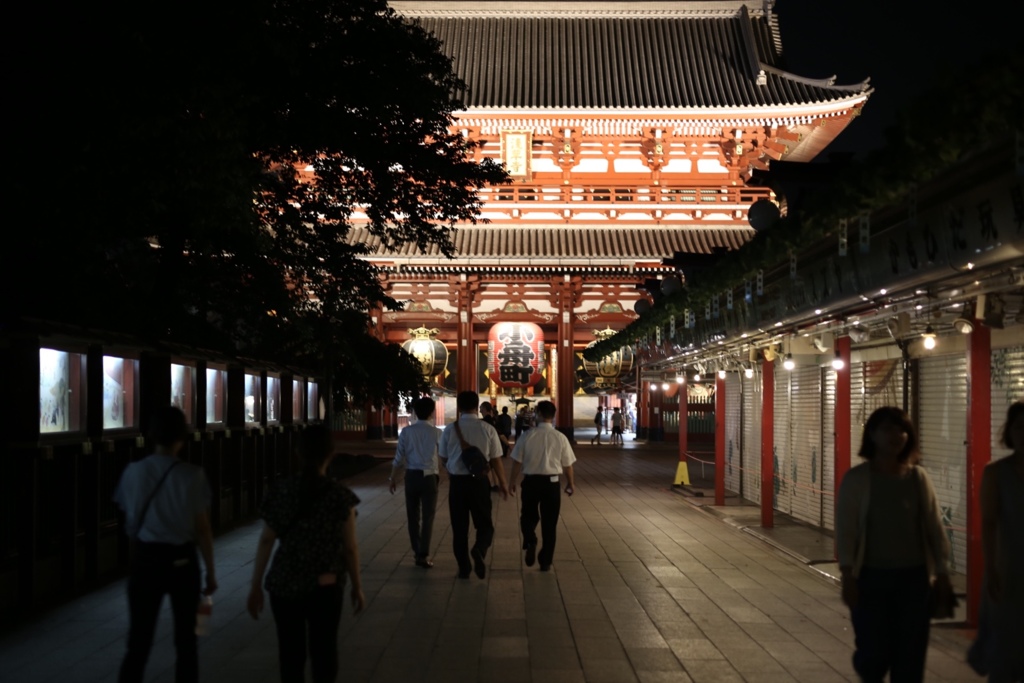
[488,322,545,388]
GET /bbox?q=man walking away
[509,401,576,572]
[114,406,216,683]
[497,406,513,441]
[389,396,441,568]
[591,406,604,445]
[610,407,624,446]
[439,391,508,579]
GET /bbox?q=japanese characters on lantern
[488,322,545,388]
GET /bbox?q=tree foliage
[7,0,507,407]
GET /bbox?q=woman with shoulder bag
[836,406,952,683]
[247,425,365,683]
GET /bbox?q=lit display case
[266,375,280,423]
[205,365,227,425]
[292,378,303,422]
[103,355,138,430]
[244,373,261,424]
[306,381,318,421]
[171,363,194,423]
[39,348,84,434]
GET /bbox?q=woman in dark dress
[247,426,365,683]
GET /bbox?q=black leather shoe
[471,547,486,579]
[524,544,536,567]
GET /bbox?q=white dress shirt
[510,423,576,475]
[439,414,502,475]
[392,420,440,475]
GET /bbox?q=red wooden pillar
[638,381,650,439]
[966,322,991,627]
[556,279,577,437]
[834,335,852,556]
[678,377,689,463]
[761,357,775,528]
[456,279,476,393]
[715,373,726,505]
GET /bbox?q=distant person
[497,406,513,441]
[479,401,510,491]
[438,391,508,579]
[974,400,1024,681]
[836,406,951,683]
[509,401,576,572]
[388,396,440,568]
[247,425,365,683]
[591,406,604,445]
[515,407,527,441]
[114,406,216,683]
[610,407,624,446]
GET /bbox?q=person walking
[836,406,952,683]
[114,406,216,683]
[591,406,604,445]
[388,396,441,569]
[497,405,514,441]
[509,401,576,572]
[247,425,365,683]
[610,407,624,446]
[976,400,1024,682]
[480,401,511,492]
[439,391,508,579]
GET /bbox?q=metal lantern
[582,328,635,389]
[488,322,545,388]
[401,327,448,384]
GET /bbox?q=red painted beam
[966,322,991,628]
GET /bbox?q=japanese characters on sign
[488,322,545,388]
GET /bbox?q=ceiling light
[718,369,726,379]
[661,382,670,390]
[676,374,685,384]
[783,353,795,371]
[744,367,754,379]
[922,325,937,350]
[952,317,974,334]
[832,349,845,371]
[693,372,701,382]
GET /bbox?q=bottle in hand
[195,595,213,636]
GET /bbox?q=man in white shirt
[389,396,441,568]
[439,391,508,579]
[509,400,576,571]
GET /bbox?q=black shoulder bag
[452,421,489,477]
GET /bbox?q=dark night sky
[772,0,1024,157]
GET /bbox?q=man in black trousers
[508,400,577,571]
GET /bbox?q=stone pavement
[0,434,979,682]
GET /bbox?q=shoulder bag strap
[452,419,471,450]
[134,461,181,540]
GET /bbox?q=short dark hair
[536,400,556,420]
[501,406,509,414]
[412,396,436,420]
[300,424,334,464]
[1001,401,1024,449]
[479,401,492,414]
[858,406,919,462]
[456,391,479,413]
[148,406,188,447]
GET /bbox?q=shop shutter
[742,372,762,503]
[918,354,968,574]
[774,363,792,513]
[850,357,905,462]
[790,365,823,527]
[823,369,837,531]
[725,373,742,495]
[991,344,1024,459]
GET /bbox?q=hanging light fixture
[661,381,670,391]
[832,349,845,371]
[744,365,754,379]
[922,325,937,350]
[718,367,726,379]
[783,353,795,371]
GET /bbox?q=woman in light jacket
[836,406,952,683]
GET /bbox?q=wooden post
[966,322,991,628]
[761,357,774,528]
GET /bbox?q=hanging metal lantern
[582,328,635,389]
[401,327,448,384]
[488,322,545,388]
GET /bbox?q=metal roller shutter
[991,344,1024,459]
[918,354,968,574]
[790,365,823,527]
[742,372,762,503]
[774,363,792,513]
[823,370,837,531]
[850,358,905,462]
[725,373,742,495]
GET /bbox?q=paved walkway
[0,435,978,682]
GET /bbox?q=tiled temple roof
[394,1,870,110]
[350,224,755,264]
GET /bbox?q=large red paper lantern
[488,322,545,388]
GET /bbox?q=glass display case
[266,375,280,423]
[306,381,318,421]
[39,348,84,434]
[292,378,303,422]
[171,363,194,422]
[244,373,261,424]
[103,355,137,430]
[205,365,226,425]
